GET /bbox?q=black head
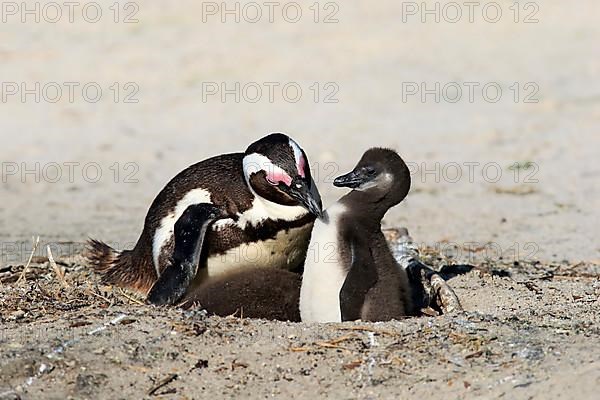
[334,148,411,208]
[243,133,324,219]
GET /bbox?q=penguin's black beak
[288,177,324,220]
[334,170,367,189]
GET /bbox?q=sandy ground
[1,250,599,399]
[1,0,599,399]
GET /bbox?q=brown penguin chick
[300,148,414,322]
[179,268,301,322]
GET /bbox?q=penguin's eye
[364,167,377,176]
[265,168,292,186]
[265,170,292,186]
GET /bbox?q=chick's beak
[333,170,364,188]
[288,177,324,220]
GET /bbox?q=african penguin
[87,133,323,305]
[300,148,414,322]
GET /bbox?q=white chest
[300,203,348,323]
[205,222,313,277]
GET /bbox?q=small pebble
[9,310,25,320]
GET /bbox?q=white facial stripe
[289,138,306,178]
[242,153,291,185]
[242,153,308,226]
[152,188,212,274]
[237,196,308,228]
[356,172,393,191]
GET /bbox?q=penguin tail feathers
[85,239,156,293]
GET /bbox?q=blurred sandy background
[1,0,599,263]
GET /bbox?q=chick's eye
[266,176,279,185]
[364,167,376,176]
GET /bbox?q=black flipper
[339,237,378,321]
[147,203,221,305]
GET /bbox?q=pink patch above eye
[267,170,292,186]
[297,156,306,178]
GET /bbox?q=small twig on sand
[17,236,40,284]
[47,246,69,288]
[85,287,112,305]
[147,373,178,396]
[316,334,358,350]
[289,346,312,352]
[118,288,145,305]
[322,334,358,344]
[338,326,398,336]
[315,342,353,351]
[289,335,358,353]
